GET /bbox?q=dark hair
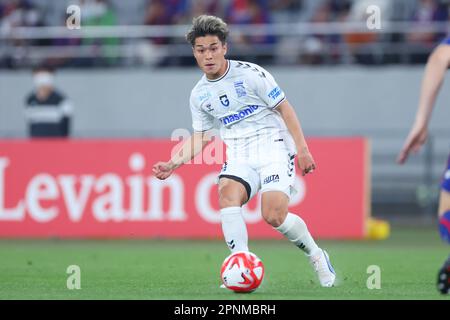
[186,15,229,47]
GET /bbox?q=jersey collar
[206,60,230,83]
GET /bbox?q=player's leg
[261,190,320,255]
[437,253,450,294]
[437,190,450,294]
[259,158,335,287]
[260,190,335,287]
[438,190,450,244]
[217,161,259,253]
[218,177,249,252]
[436,158,450,293]
[438,155,450,243]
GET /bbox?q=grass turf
[0,226,448,300]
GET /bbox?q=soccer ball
[220,251,264,293]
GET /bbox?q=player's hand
[152,161,175,180]
[297,149,316,176]
[397,123,428,164]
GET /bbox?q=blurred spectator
[225,0,275,46]
[406,0,448,63]
[224,0,277,64]
[78,0,120,67]
[168,0,191,25]
[110,0,149,25]
[143,0,200,39]
[299,0,351,65]
[141,0,221,66]
[269,0,303,23]
[140,0,181,66]
[25,65,73,138]
[0,0,43,28]
[343,0,393,65]
[0,0,46,68]
[188,0,222,22]
[144,0,174,45]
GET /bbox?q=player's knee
[219,195,241,209]
[438,210,450,244]
[262,205,287,227]
[218,180,247,209]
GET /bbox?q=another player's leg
[261,191,336,287]
[218,177,249,253]
[436,166,450,294]
[437,254,450,294]
[437,190,450,244]
[437,192,450,294]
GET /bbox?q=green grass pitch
[0,226,448,300]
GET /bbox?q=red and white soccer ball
[220,251,265,293]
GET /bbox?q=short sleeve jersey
[189,60,296,158]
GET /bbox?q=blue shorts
[441,154,450,192]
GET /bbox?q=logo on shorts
[219,94,230,107]
[263,174,280,185]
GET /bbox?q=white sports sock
[275,212,320,256]
[220,206,249,253]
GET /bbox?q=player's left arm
[276,100,316,176]
[397,44,450,164]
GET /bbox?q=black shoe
[437,255,450,294]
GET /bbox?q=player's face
[193,35,228,80]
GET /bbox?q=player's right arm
[153,88,215,180]
[153,131,209,180]
[397,43,450,164]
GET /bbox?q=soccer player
[397,36,450,294]
[153,15,336,287]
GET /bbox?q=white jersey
[189,59,297,161]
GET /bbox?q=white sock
[220,207,249,253]
[275,212,320,256]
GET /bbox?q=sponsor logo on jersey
[268,86,282,100]
[219,94,230,107]
[219,105,259,126]
[263,174,280,185]
[234,80,246,98]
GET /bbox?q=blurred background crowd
[1,0,450,69]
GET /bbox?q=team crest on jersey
[234,80,246,98]
[219,94,230,107]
